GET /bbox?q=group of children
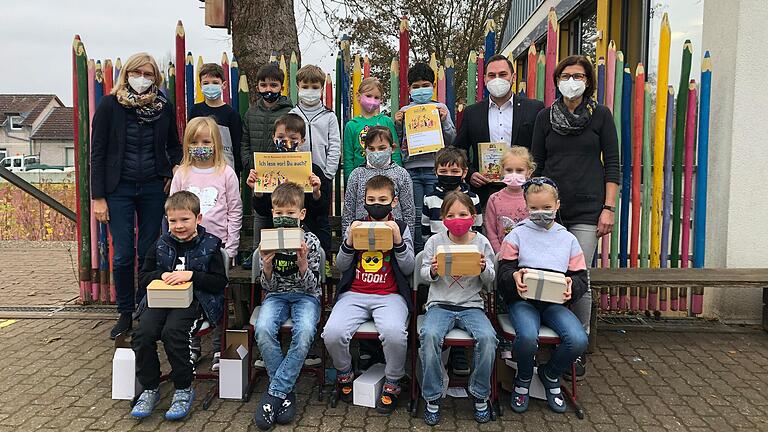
[126,59,589,428]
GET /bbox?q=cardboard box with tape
[351,222,393,251]
[260,227,304,251]
[219,329,250,399]
[522,269,567,304]
[147,280,193,308]
[435,244,482,276]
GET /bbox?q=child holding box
[418,191,497,426]
[323,175,414,414]
[496,177,589,414]
[252,181,322,430]
[131,191,227,420]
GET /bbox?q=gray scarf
[550,97,596,135]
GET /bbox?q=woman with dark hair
[91,52,182,339]
[530,55,620,378]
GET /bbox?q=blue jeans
[508,301,588,385]
[408,167,437,251]
[419,306,498,402]
[254,292,320,399]
[106,179,166,313]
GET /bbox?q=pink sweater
[485,187,529,253]
[170,165,243,258]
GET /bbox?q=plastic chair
[248,246,327,401]
[493,252,587,419]
[410,251,500,419]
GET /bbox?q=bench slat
[590,268,768,286]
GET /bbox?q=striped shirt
[421,183,483,239]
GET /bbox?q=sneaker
[303,355,321,367]
[211,352,221,372]
[509,386,530,413]
[242,253,253,270]
[376,380,400,415]
[110,312,132,340]
[165,387,195,420]
[358,353,374,371]
[538,366,567,413]
[190,336,202,365]
[254,357,265,368]
[562,355,586,382]
[450,347,471,376]
[130,389,159,418]
[253,392,281,430]
[473,397,492,423]
[337,369,354,404]
[423,400,441,426]
[274,392,297,425]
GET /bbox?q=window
[9,116,23,130]
[0,149,6,160]
[65,148,75,166]
[569,3,598,60]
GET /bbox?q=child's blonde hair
[296,65,325,84]
[358,77,383,96]
[180,117,226,173]
[501,146,536,172]
[111,52,162,95]
[522,177,560,201]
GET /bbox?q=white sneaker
[211,352,221,372]
[304,355,321,366]
[254,357,265,368]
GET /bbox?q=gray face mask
[366,148,392,169]
[529,210,557,228]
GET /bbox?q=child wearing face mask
[496,177,589,415]
[485,146,535,253]
[322,175,414,414]
[250,182,322,430]
[394,63,456,252]
[419,191,497,426]
[341,126,416,238]
[343,77,403,184]
[170,116,242,369]
[189,63,242,175]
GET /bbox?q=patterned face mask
[272,216,299,228]
[188,146,214,161]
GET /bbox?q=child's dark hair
[440,190,477,218]
[271,182,305,209]
[365,175,396,198]
[363,126,394,147]
[256,63,284,84]
[165,190,201,215]
[407,62,435,86]
[434,147,468,170]
[274,113,306,138]
[199,63,225,81]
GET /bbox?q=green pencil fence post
[467,50,477,105]
[671,41,693,268]
[74,38,92,303]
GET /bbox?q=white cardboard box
[219,330,250,399]
[505,360,546,400]
[111,334,142,400]
[146,280,193,309]
[353,363,386,408]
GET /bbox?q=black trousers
[305,173,332,254]
[133,301,204,390]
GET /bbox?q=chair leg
[202,385,218,410]
[564,362,584,419]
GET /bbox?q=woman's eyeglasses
[128,70,156,79]
[559,73,587,81]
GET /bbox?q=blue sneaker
[242,252,253,270]
[165,387,195,420]
[473,398,492,423]
[538,366,567,413]
[130,389,159,419]
[423,401,441,426]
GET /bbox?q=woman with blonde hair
[90,52,182,339]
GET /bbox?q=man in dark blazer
[454,54,544,206]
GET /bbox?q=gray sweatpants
[568,224,598,333]
[321,291,409,381]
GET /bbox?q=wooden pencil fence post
[671,41,693,269]
[73,37,92,304]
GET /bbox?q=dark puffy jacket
[121,111,157,182]
[240,96,293,172]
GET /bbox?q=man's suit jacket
[454,94,544,178]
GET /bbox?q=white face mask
[298,88,322,105]
[486,77,512,98]
[128,76,153,94]
[558,78,586,100]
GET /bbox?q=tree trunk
[231,0,300,103]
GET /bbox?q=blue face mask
[202,83,222,100]
[410,87,433,104]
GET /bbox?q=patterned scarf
[549,96,597,135]
[116,84,167,124]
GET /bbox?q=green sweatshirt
[342,114,402,184]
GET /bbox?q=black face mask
[259,91,280,103]
[364,202,392,220]
[437,175,462,190]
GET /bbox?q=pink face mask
[444,217,474,237]
[360,95,381,112]
[502,173,527,188]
